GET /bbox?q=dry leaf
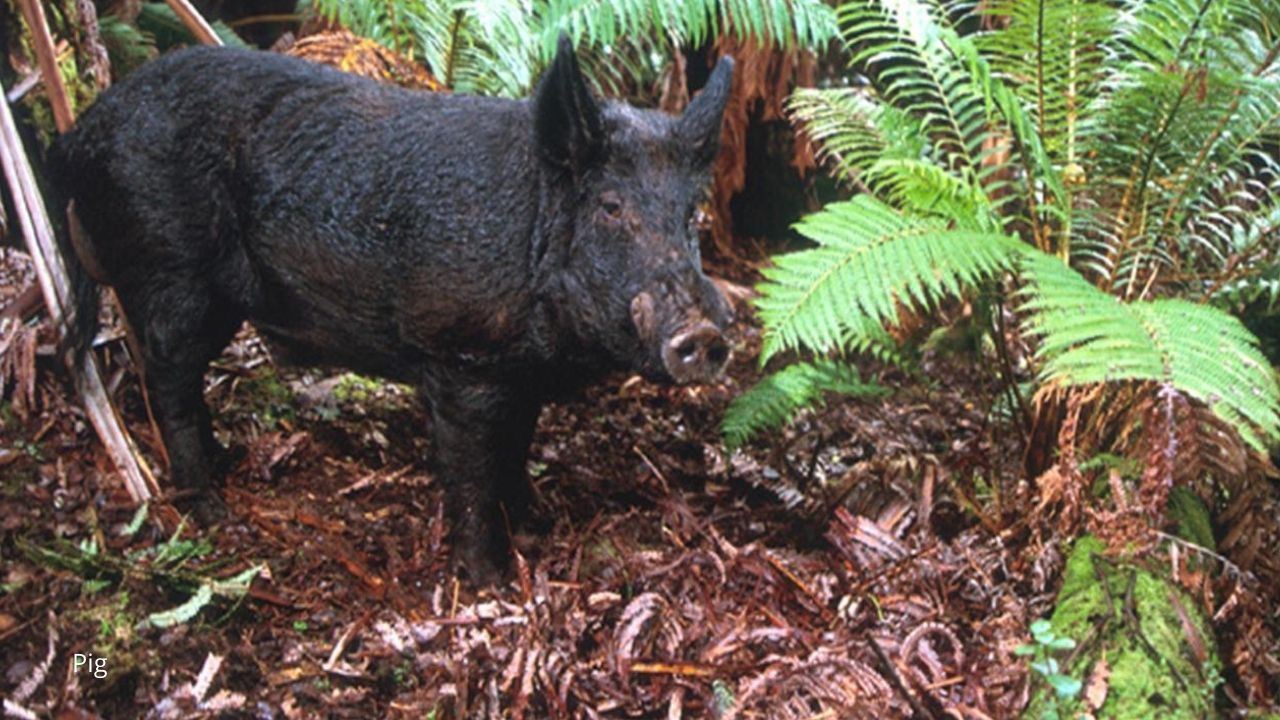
[1084,657,1111,711]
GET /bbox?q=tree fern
[1073,0,1280,293]
[975,0,1115,166]
[722,360,888,452]
[1213,264,1280,312]
[861,158,999,230]
[303,0,539,96]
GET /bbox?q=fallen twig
[628,661,718,677]
[633,444,671,494]
[161,0,223,46]
[763,549,834,623]
[0,77,158,502]
[869,637,939,720]
[11,611,58,705]
[14,0,73,132]
[325,610,376,675]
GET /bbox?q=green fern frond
[756,195,1025,363]
[1212,267,1280,311]
[1199,199,1280,306]
[144,585,213,629]
[839,0,1003,181]
[752,0,1278,460]
[977,0,1115,164]
[987,80,1068,223]
[305,0,836,97]
[863,158,998,230]
[447,2,540,95]
[536,0,838,54]
[1020,250,1280,450]
[722,360,888,451]
[98,12,157,77]
[1071,0,1279,283]
[840,320,911,367]
[787,87,928,187]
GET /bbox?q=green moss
[1079,453,1143,482]
[1167,486,1215,551]
[5,0,103,143]
[72,591,141,682]
[1027,535,1221,719]
[237,369,297,429]
[333,373,385,404]
[83,592,134,642]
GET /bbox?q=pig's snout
[662,322,730,384]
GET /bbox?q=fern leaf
[756,195,1025,363]
[787,87,928,188]
[977,0,1114,165]
[1212,266,1280,312]
[863,158,998,230]
[1020,250,1280,450]
[144,584,214,629]
[308,0,836,97]
[722,360,888,451]
[839,0,1003,180]
[538,0,838,55]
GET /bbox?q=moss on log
[1027,534,1221,719]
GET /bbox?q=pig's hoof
[450,547,508,587]
[173,488,229,526]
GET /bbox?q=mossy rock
[1026,535,1221,719]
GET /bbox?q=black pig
[50,37,734,582]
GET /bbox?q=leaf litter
[1,248,1278,717]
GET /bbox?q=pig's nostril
[676,340,698,363]
[707,343,729,366]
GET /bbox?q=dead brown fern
[723,650,898,719]
[283,30,444,91]
[0,316,39,419]
[612,591,684,685]
[706,38,816,261]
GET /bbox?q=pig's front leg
[423,379,540,584]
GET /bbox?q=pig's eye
[600,193,623,220]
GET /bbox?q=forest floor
[0,246,1272,718]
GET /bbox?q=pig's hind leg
[114,274,242,522]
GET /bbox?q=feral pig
[50,37,735,583]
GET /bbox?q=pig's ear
[535,33,604,172]
[677,55,734,167]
